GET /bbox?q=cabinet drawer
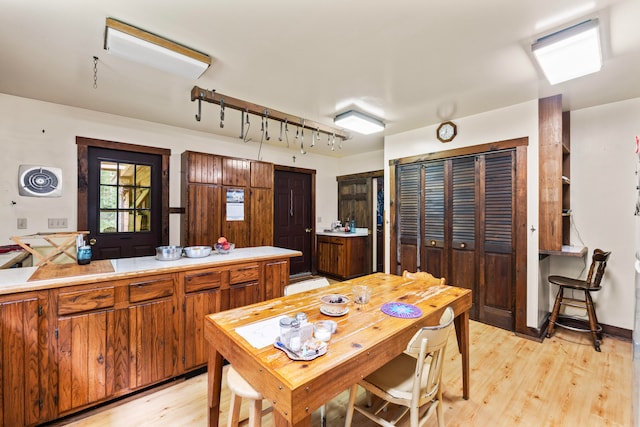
[184,269,223,293]
[58,287,115,316]
[229,263,259,285]
[129,277,174,303]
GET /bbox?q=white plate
[320,306,349,317]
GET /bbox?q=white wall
[0,93,341,247]
[550,97,640,330]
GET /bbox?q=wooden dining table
[204,272,472,427]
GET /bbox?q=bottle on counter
[350,219,356,233]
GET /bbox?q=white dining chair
[344,307,455,427]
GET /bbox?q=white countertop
[0,246,301,295]
[316,228,369,237]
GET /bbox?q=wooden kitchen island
[0,246,300,427]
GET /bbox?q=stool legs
[547,285,602,352]
[228,393,242,427]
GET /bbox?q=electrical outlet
[48,218,68,229]
[17,218,27,229]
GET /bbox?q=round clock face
[437,121,456,142]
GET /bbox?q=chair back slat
[402,270,446,287]
[586,249,611,288]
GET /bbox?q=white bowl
[183,246,212,258]
[320,294,349,314]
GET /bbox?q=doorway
[77,137,170,260]
[273,168,315,276]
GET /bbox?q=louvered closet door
[479,151,515,330]
[396,164,421,274]
[422,161,445,278]
[449,157,477,312]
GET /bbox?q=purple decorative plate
[381,302,422,319]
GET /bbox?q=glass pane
[100,162,118,185]
[118,186,135,209]
[135,188,151,209]
[136,165,151,187]
[100,185,117,209]
[118,210,135,232]
[118,163,135,186]
[137,210,151,232]
[99,211,117,233]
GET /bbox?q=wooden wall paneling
[222,186,250,247]
[222,158,250,187]
[538,95,564,251]
[184,151,222,184]
[250,188,274,246]
[250,161,274,188]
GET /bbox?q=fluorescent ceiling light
[532,19,602,85]
[334,110,385,135]
[104,18,211,79]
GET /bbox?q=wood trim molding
[389,137,528,166]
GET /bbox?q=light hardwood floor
[59,321,632,427]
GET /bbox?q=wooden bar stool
[546,249,611,352]
[226,366,272,427]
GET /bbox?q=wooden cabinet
[54,284,128,414]
[228,263,260,309]
[127,274,179,389]
[539,94,571,252]
[182,151,273,248]
[183,268,222,370]
[1,252,293,426]
[0,292,46,426]
[317,235,367,279]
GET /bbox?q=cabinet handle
[430,240,436,246]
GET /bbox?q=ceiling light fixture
[531,19,602,85]
[104,18,211,79]
[334,110,385,135]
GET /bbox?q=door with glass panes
[77,138,168,260]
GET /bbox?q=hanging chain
[93,56,99,89]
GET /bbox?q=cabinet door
[423,160,445,278]
[184,289,221,370]
[184,183,222,247]
[251,187,274,246]
[222,157,250,186]
[128,276,179,389]
[263,259,290,301]
[222,185,250,247]
[251,161,273,188]
[57,308,128,413]
[229,281,260,309]
[317,237,332,274]
[183,269,223,370]
[0,293,41,426]
[183,151,222,184]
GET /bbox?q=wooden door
[274,169,314,276]
[0,293,42,426]
[184,183,222,247]
[392,141,524,332]
[184,290,221,370]
[479,151,515,330]
[250,161,274,247]
[449,156,477,317]
[77,138,170,260]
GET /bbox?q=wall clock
[436,121,457,143]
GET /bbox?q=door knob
[460,242,466,249]
[89,238,97,245]
[305,228,312,233]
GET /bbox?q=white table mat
[235,315,287,349]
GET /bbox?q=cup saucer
[320,306,349,317]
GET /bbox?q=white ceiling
[1,0,639,157]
